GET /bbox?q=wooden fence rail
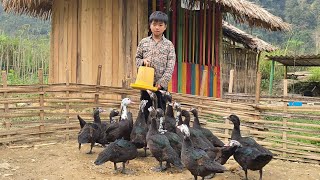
[225,93,320,103]
[0,70,319,164]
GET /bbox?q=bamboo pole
[253,70,260,120]
[166,0,170,39]
[216,9,224,98]
[38,69,44,138]
[284,66,287,79]
[267,147,320,161]
[244,51,248,94]
[6,49,9,73]
[255,71,261,104]
[202,0,206,66]
[265,137,320,150]
[262,111,320,120]
[238,118,320,129]
[282,116,288,157]
[269,60,275,95]
[178,4,183,93]
[283,79,288,112]
[225,69,235,140]
[224,94,320,104]
[228,70,234,94]
[2,71,11,142]
[0,46,3,74]
[152,0,156,12]
[249,130,320,142]
[65,69,70,141]
[257,105,320,112]
[159,0,164,11]
[232,42,237,93]
[95,65,102,105]
[283,79,288,97]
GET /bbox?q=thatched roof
[216,0,291,31]
[222,21,277,52]
[0,0,52,20]
[1,0,291,31]
[267,54,320,66]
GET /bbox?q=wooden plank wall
[50,0,79,84]
[49,0,229,98]
[50,0,148,87]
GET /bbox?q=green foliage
[258,37,317,93]
[238,0,320,55]
[259,50,286,92]
[0,5,50,38]
[6,69,48,85]
[308,67,320,81]
[0,4,50,85]
[0,32,50,85]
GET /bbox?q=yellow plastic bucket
[130,66,158,91]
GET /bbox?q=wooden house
[1,0,290,98]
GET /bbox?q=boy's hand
[156,84,162,90]
[143,58,151,67]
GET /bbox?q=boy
[135,11,176,119]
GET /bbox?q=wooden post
[219,9,223,98]
[284,66,287,79]
[256,52,261,74]
[228,70,234,94]
[283,79,288,112]
[95,65,102,105]
[177,4,183,93]
[255,72,261,104]
[225,70,234,142]
[200,70,208,96]
[65,69,70,141]
[2,71,8,115]
[244,51,248,94]
[2,71,11,141]
[282,116,288,157]
[269,60,275,95]
[38,69,45,138]
[232,42,237,93]
[283,79,288,97]
[166,0,170,39]
[254,72,262,120]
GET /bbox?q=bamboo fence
[0,68,319,164]
[222,41,258,95]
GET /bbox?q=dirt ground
[0,140,319,180]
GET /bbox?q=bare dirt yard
[0,140,319,180]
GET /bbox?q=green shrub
[308,67,320,81]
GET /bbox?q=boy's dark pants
[140,90,166,121]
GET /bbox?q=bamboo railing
[223,91,320,164]
[0,69,319,164]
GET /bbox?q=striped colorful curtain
[149,0,222,98]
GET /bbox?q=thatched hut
[222,21,277,94]
[1,0,290,98]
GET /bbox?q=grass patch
[264,115,320,146]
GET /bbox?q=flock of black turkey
[77,91,273,180]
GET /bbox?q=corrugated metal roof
[266,55,320,66]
